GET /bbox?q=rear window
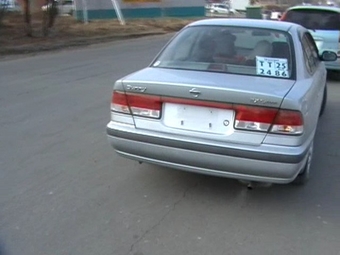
[283,9,340,30]
[152,26,294,79]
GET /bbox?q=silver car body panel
[107,128,308,184]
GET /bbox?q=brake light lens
[111,91,304,135]
[234,106,303,135]
[234,107,303,134]
[111,91,130,114]
[270,110,303,134]
[234,105,278,132]
[111,91,161,118]
[126,94,162,118]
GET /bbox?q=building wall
[74,0,205,19]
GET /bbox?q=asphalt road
[1,35,340,255]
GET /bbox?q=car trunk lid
[120,68,296,145]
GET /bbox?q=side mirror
[320,51,338,61]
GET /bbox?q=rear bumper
[107,122,310,184]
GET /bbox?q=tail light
[111,91,130,114]
[234,105,277,132]
[111,91,161,118]
[234,106,303,134]
[270,110,303,134]
[111,91,304,135]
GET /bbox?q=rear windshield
[283,9,340,30]
[152,26,294,79]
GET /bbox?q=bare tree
[22,0,32,36]
[42,0,58,36]
[21,0,58,37]
[0,5,7,25]
[0,1,8,26]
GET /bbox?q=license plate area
[163,103,234,134]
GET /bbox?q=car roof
[287,5,340,12]
[188,18,297,32]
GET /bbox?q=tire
[319,85,327,117]
[327,70,340,81]
[293,141,313,185]
[332,70,340,81]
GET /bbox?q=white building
[73,0,206,20]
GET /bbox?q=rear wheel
[319,86,327,117]
[293,141,313,185]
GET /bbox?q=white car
[42,0,74,16]
[270,11,282,20]
[210,4,238,15]
[281,5,340,73]
[59,0,74,16]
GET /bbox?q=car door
[301,31,326,130]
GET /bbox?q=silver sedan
[107,19,337,185]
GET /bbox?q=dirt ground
[0,12,201,56]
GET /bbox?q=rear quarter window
[283,9,340,30]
